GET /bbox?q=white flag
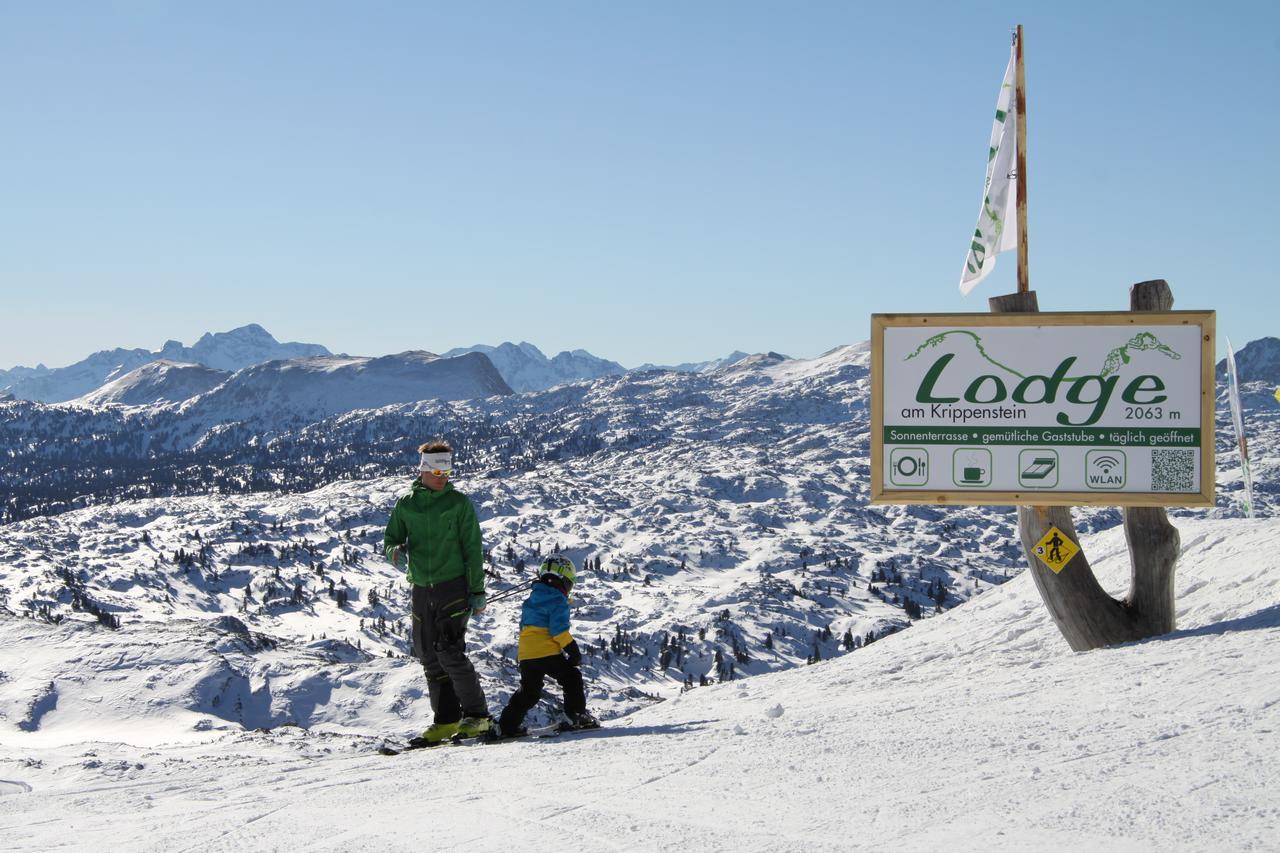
[960,47,1018,295]
[1225,337,1255,518]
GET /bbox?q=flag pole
[1014,25,1029,294]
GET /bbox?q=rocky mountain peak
[1219,336,1280,384]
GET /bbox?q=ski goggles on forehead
[419,452,452,475]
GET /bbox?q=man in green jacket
[384,440,491,743]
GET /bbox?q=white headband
[419,452,453,474]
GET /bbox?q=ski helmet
[539,554,576,587]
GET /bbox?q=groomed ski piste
[1,516,1275,851]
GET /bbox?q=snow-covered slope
[443,341,626,392]
[0,338,1044,768]
[0,517,1275,850]
[174,350,513,424]
[0,438,1006,734]
[0,346,158,403]
[72,360,231,407]
[1,324,330,403]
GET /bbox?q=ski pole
[485,577,536,605]
[487,579,534,604]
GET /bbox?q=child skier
[490,554,599,739]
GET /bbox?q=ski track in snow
[0,519,1277,850]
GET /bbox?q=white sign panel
[871,312,1215,507]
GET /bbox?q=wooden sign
[871,311,1215,507]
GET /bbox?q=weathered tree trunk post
[987,281,1181,650]
[1121,280,1182,635]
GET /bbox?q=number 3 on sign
[1033,526,1079,573]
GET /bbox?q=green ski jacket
[383,480,484,593]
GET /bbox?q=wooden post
[987,281,1181,650]
[1122,280,1181,636]
[1015,25,1029,295]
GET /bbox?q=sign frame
[871,310,1216,507]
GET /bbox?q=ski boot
[406,721,460,749]
[561,711,601,731]
[453,715,493,741]
[483,722,528,743]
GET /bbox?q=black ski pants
[498,653,585,731]
[411,576,488,724]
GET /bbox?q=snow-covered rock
[1217,335,1280,384]
[157,323,328,373]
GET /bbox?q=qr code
[1152,449,1195,491]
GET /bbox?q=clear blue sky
[2,1,1276,369]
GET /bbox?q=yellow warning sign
[1033,526,1079,573]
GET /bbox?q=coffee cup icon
[952,448,992,487]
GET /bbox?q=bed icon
[1021,457,1056,479]
[1017,449,1059,488]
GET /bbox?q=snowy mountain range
[442,341,627,392]
[170,351,513,424]
[64,351,513,429]
[0,324,331,403]
[5,326,765,405]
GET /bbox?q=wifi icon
[1086,450,1126,489]
[1092,455,1120,474]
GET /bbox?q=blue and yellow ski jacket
[517,580,574,661]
